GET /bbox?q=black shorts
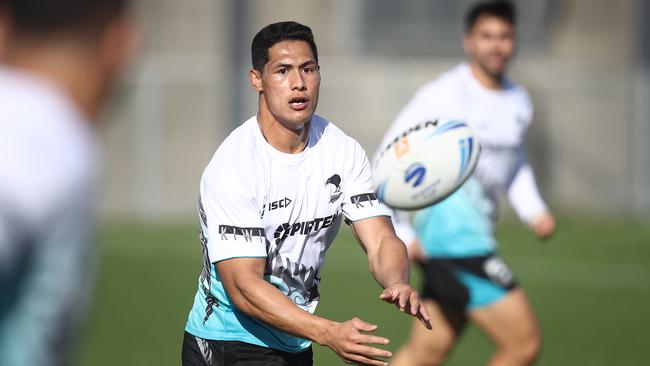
[419,254,518,311]
[181,331,313,366]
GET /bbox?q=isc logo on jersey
[373,118,481,210]
[269,197,292,211]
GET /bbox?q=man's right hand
[321,317,392,366]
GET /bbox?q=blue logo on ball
[457,137,474,179]
[405,163,426,188]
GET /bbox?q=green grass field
[75,215,650,365]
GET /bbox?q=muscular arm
[217,257,394,365]
[388,208,426,262]
[350,216,410,288]
[350,216,431,328]
[217,258,333,343]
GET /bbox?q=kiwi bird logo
[325,174,342,203]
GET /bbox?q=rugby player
[181,21,430,366]
[379,2,555,365]
[0,0,135,365]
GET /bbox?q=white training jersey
[0,66,98,365]
[186,115,389,352]
[377,63,547,256]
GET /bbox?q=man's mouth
[289,97,309,111]
[486,53,506,65]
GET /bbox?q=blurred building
[100,0,650,219]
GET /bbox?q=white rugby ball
[372,119,480,210]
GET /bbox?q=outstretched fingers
[379,288,399,303]
[402,291,432,329]
[326,317,394,365]
[379,284,433,330]
[345,352,391,366]
[351,317,379,332]
[341,339,392,366]
[416,302,433,329]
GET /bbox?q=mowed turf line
[75,215,650,365]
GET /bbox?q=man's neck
[468,61,504,90]
[3,40,103,121]
[256,106,310,154]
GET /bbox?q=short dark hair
[464,0,515,32]
[0,0,128,38]
[251,21,318,72]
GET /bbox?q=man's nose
[290,69,306,90]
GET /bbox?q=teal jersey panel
[185,268,311,353]
[414,179,496,258]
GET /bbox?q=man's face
[251,40,320,130]
[464,15,515,78]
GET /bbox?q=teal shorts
[419,254,517,311]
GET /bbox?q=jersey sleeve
[199,164,267,263]
[506,148,549,224]
[341,142,391,222]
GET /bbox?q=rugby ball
[372,119,480,210]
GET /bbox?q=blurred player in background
[182,21,430,366]
[378,1,555,365]
[0,0,134,364]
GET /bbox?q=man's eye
[303,67,314,73]
[278,68,288,75]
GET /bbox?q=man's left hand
[379,284,432,330]
[530,212,555,240]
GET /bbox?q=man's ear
[249,68,263,92]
